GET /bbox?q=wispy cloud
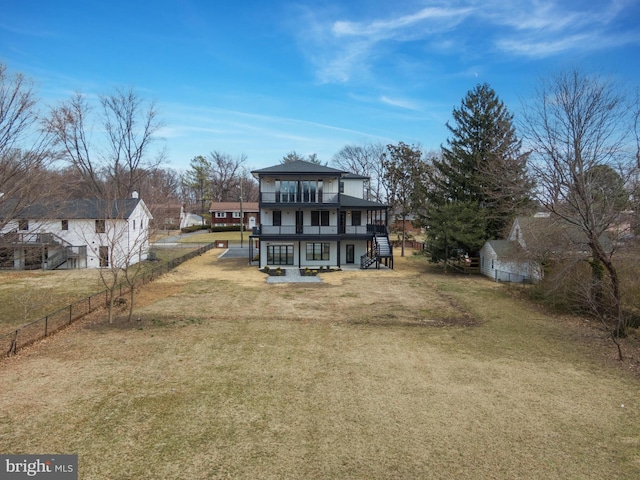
[295,4,475,84]
[293,1,640,84]
[380,95,420,110]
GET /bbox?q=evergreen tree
[181,155,212,218]
[425,83,533,260]
[425,201,487,271]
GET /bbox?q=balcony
[257,224,376,236]
[260,191,339,205]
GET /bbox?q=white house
[0,194,152,270]
[479,212,615,284]
[250,160,392,269]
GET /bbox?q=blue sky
[2,0,640,171]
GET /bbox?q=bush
[180,224,209,233]
[209,226,244,233]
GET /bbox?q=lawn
[0,246,202,332]
[1,250,639,479]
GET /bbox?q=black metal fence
[1,243,216,357]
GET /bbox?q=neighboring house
[180,211,204,229]
[250,160,392,269]
[480,213,612,283]
[209,202,260,230]
[0,193,152,270]
[389,209,420,236]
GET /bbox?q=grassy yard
[0,246,201,332]
[1,251,639,479]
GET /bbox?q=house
[250,160,392,269]
[480,213,612,283]
[389,209,420,236]
[479,215,547,282]
[0,193,152,270]
[150,204,203,231]
[209,202,260,230]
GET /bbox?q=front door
[346,244,354,264]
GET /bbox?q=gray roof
[4,198,143,220]
[251,160,346,176]
[343,172,369,180]
[515,215,612,252]
[339,194,387,209]
[486,239,525,259]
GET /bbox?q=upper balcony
[259,191,339,205]
[255,224,387,237]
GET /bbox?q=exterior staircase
[1,231,84,270]
[360,234,394,269]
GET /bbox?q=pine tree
[425,83,533,260]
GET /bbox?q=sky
[2,0,640,172]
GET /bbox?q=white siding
[342,178,366,199]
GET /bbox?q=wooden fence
[1,243,216,357]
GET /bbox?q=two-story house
[250,160,392,269]
[0,193,152,270]
[209,202,260,230]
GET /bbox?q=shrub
[180,224,209,233]
[209,226,244,233]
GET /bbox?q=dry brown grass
[0,247,201,332]
[1,249,639,479]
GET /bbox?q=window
[215,212,227,218]
[18,220,28,231]
[311,210,329,226]
[132,219,136,230]
[95,220,106,233]
[339,181,344,193]
[277,180,297,203]
[306,243,330,261]
[61,220,69,231]
[163,217,174,225]
[267,244,293,265]
[351,211,361,226]
[273,210,281,226]
[232,212,241,218]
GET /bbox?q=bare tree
[46,88,164,198]
[0,64,55,235]
[521,68,640,356]
[332,142,386,201]
[101,88,165,198]
[75,196,152,323]
[209,151,246,201]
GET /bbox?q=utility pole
[239,180,244,248]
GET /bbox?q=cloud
[294,1,640,84]
[332,6,473,39]
[297,4,475,84]
[379,95,420,110]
